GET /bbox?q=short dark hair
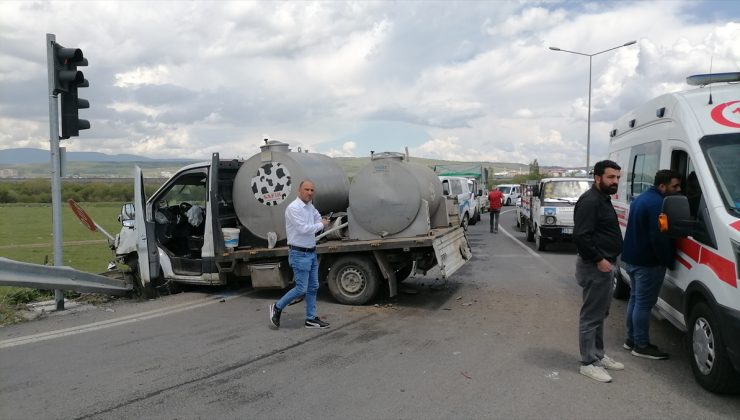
[654,169,681,187]
[593,160,621,177]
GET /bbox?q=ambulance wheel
[688,302,740,394]
[612,269,630,300]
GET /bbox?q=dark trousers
[576,256,615,364]
[489,209,500,231]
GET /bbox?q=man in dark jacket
[573,160,624,383]
[622,169,681,360]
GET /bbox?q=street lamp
[549,40,637,169]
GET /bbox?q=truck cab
[522,177,593,251]
[439,175,480,229]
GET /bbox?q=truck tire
[612,268,630,300]
[327,255,380,305]
[535,231,547,251]
[688,301,740,394]
[461,213,469,231]
[526,222,534,242]
[506,197,511,206]
[470,209,479,225]
[123,256,159,299]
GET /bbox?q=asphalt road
[1,209,739,419]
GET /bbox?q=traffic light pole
[46,33,65,311]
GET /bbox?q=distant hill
[0,147,551,180]
[0,148,155,164]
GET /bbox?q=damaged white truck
[110,141,472,305]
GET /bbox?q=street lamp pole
[549,40,637,169]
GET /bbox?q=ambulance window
[701,133,740,217]
[627,140,660,202]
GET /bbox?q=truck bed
[223,226,464,260]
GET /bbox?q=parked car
[496,184,521,206]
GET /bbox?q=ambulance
[608,72,740,393]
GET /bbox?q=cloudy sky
[1,1,738,167]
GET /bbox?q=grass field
[0,203,123,324]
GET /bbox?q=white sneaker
[599,355,625,370]
[580,364,612,383]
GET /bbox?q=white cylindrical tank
[232,141,349,243]
[348,152,443,237]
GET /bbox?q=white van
[440,176,480,229]
[608,72,740,393]
[496,184,520,206]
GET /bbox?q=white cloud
[114,66,171,88]
[0,1,738,167]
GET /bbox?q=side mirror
[659,195,692,238]
[442,181,450,196]
[120,203,135,227]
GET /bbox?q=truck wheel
[688,302,740,393]
[506,198,511,206]
[470,210,478,225]
[395,264,414,282]
[327,255,380,305]
[526,223,534,242]
[535,232,547,251]
[461,214,469,231]
[612,268,630,300]
[123,256,158,299]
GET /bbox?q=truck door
[134,166,160,286]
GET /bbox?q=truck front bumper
[539,225,574,241]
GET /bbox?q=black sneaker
[623,338,659,351]
[269,303,281,329]
[305,317,330,329]
[632,345,669,360]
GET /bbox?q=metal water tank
[348,152,444,238]
[232,140,349,243]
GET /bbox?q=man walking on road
[622,170,681,360]
[488,186,504,233]
[573,160,625,383]
[269,180,331,330]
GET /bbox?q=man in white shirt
[269,180,331,329]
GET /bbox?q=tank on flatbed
[232,140,349,244]
[348,152,448,240]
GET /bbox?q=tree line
[0,180,159,203]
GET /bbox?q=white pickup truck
[519,177,593,251]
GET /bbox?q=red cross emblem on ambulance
[710,100,740,128]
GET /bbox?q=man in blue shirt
[622,169,681,359]
[269,179,331,329]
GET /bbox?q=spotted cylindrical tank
[232,140,349,243]
[347,152,444,239]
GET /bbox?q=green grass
[0,203,123,325]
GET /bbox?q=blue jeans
[625,263,666,348]
[276,249,319,320]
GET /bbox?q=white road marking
[0,292,250,349]
[497,209,569,277]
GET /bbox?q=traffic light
[52,42,90,139]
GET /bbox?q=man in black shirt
[573,160,624,383]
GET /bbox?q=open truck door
[134,165,159,287]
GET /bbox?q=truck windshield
[543,180,592,200]
[701,133,740,216]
